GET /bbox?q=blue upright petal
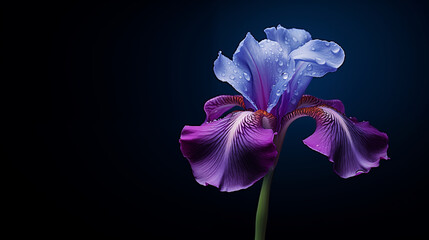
[289,39,345,76]
[276,40,345,116]
[213,51,257,110]
[214,33,295,112]
[264,25,311,55]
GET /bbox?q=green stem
[255,169,274,240]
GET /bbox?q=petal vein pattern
[180,110,278,192]
[282,96,389,178]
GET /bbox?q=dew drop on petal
[325,42,330,47]
[292,37,297,42]
[311,47,315,51]
[229,75,235,80]
[279,48,283,52]
[276,89,281,96]
[306,64,313,71]
[221,73,225,77]
[331,46,340,54]
[243,72,250,81]
[315,57,326,65]
[282,72,288,80]
[278,61,284,66]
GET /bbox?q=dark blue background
[8,0,429,238]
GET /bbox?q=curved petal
[214,33,295,112]
[264,25,312,55]
[289,39,345,76]
[275,40,345,116]
[203,95,246,122]
[297,94,345,114]
[213,52,258,110]
[281,96,389,178]
[179,110,278,192]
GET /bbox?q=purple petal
[203,95,246,123]
[180,110,278,192]
[282,96,389,178]
[297,94,345,114]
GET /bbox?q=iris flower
[179,25,389,239]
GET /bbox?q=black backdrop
[7,0,429,238]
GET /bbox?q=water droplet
[244,85,248,92]
[294,89,299,96]
[324,42,330,47]
[227,61,231,65]
[316,144,319,147]
[278,61,284,66]
[292,37,297,42]
[315,57,326,65]
[331,46,340,54]
[233,69,237,73]
[282,72,288,80]
[277,68,283,73]
[229,75,235,80]
[260,43,264,48]
[221,73,225,77]
[239,75,242,79]
[306,64,313,71]
[279,48,283,52]
[243,72,250,81]
[311,47,315,51]
[275,57,279,62]
[276,89,281,96]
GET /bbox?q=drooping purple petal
[203,95,246,123]
[281,95,389,178]
[180,110,278,192]
[214,33,295,112]
[297,94,345,114]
